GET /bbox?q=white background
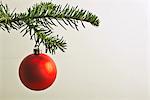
[0,0,149,100]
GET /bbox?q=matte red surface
[19,54,57,91]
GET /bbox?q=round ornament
[19,49,57,91]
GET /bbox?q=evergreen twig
[0,2,100,54]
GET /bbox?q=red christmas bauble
[19,53,57,91]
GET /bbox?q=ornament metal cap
[33,47,40,55]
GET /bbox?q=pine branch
[0,2,100,54]
[37,32,67,54]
